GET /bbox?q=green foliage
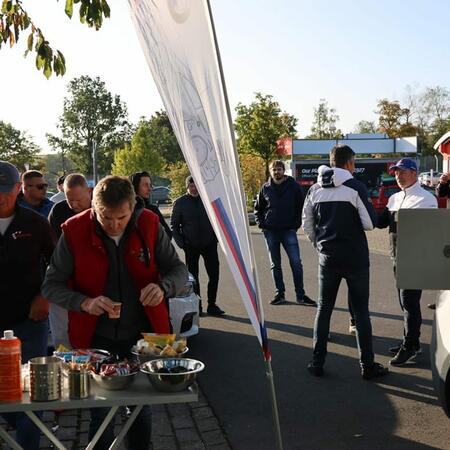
[0,120,40,170]
[0,0,110,78]
[235,92,297,178]
[111,118,166,176]
[353,120,377,134]
[375,99,416,138]
[239,153,266,208]
[166,161,190,201]
[308,99,342,139]
[52,75,132,176]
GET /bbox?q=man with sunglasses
[0,161,56,449]
[19,170,54,218]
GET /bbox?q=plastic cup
[109,302,122,319]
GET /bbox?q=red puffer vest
[62,209,170,348]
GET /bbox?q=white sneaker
[349,324,357,335]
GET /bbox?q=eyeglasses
[26,183,48,190]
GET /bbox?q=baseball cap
[0,161,20,193]
[390,158,418,172]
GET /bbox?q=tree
[375,99,417,138]
[352,120,377,134]
[0,0,110,78]
[239,154,266,208]
[50,75,131,176]
[166,161,190,202]
[308,99,342,139]
[234,92,297,178]
[111,118,166,177]
[0,120,40,170]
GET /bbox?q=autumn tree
[235,92,297,178]
[239,154,266,208]
[112,118,166,177]
[0,0,110,78]
[375,99,417,138]
[166,161,190,201]
[0,120,40,170]
[49,75,131,176]
[308,99,342,139]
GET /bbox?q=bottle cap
[3,330,15,340]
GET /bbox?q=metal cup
[29,356,61,402]
[68,369,90,399]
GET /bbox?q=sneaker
[349,324,357,335]
[207,304,225,316]
[361,362,389,380]
[270,293,286,305]
[307,361,324,377]
[388,343,421,355]
[389,346,418,366]
[297,295,317,307]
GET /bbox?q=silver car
[431,290,450,416]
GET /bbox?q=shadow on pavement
[189,327,441,450]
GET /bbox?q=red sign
[276,138,293,156]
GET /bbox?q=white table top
[0,373,197,413]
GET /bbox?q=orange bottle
[0,330,22,402]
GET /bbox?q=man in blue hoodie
[302,145,388,380]
[255,160,316,306]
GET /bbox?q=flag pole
[205,1,283,448]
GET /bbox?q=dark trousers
[263,229,305,299]
[88,335,152,450]
[184,242,219,306]
[1,318,49,450]
[397,288,422,348]
[313,265,374,367]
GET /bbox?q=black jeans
[397,288,422,348]
[313,265,374,367]
[184,242,219,306]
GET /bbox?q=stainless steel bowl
[131,346,189,364]
[140,358,204,392]
[91,371,138,391]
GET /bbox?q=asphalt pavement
[189,228,450,450]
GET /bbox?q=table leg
[85,406,119,450]
[24,411,66,450]
[0,425,23,450]
[109,405,143,450]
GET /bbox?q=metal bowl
[131,346,189,364]
[91,371,138,391]
[140,358,204,392]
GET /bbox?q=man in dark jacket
[436,171,450,202]
[0,161,56,450]
[19,170,54,217]
[130,171,172,239]
[43,176,188,450]
[171,175,225,316]
[302,145,388,380]
[255,160,316,306]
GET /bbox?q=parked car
[371,184,401,214]
[431,290,450,417]
[418,171,442,187]
[150,186,171,204]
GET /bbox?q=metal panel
[396,209,450,289]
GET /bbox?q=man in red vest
[43,175,188,450]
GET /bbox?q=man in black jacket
[255,160,316,306]
[171,176,225,316]
[0,161,56,449]
[436,172,450,201]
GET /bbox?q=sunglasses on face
[26,183,48,190]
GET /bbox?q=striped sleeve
[354,183,377,230]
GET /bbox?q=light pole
[92,141,98,185]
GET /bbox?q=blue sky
[1,0,449,151]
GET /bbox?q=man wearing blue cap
[0,161,56,449]
[378,158,437,366]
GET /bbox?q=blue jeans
[89,405,152,450]
[1,318,49,450]
[313,265,374,367]
[263,229,305,299]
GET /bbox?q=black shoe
[388,343,421,355]
[207,304,225,316]
[297,295,317,307]
[270,293,286,305]
[307,361,324,377]
[389,346,418,366]
[361,362,389,380]
[427,303,436,310]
